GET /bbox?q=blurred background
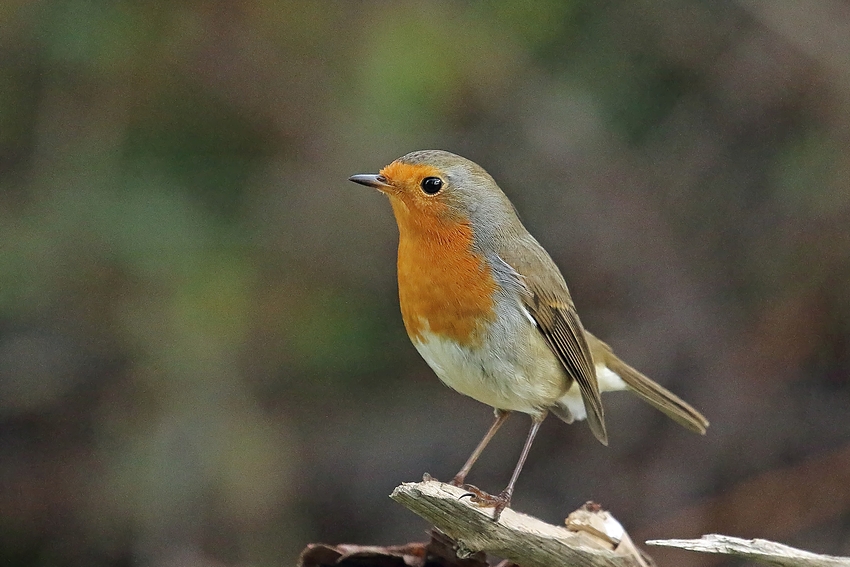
[1,1,849,566]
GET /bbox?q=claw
[459,484,491,500]
[454,484,512,520]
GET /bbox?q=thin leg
[470,412,546,520]
[500,414,544,503]
[450,409,511,486]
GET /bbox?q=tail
[586,332,709,434]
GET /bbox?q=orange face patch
[378,161,455,229]
[379,161,443,192]
[379,162,497,346]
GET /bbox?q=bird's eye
[420,177,443,195]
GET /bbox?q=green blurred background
[1,1,849,566]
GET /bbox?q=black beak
[349,173,392,189]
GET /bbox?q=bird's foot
[423,475,509,518]
[457,484,511,520]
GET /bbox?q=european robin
[350,150,708,519]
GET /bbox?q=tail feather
[587,333,709,435]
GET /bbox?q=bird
[349,150,708,519]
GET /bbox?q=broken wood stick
[647,534,850,567]
[390,479,651,567]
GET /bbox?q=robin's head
[349,150,520,239]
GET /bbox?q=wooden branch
[390,480,651,567]
[647,534,850,567]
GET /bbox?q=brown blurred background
[1,1,849,566]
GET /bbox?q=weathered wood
[390,480,651,567]
[647,534,850,566]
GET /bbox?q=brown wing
[493,245,608,445]
[523,282,608,445]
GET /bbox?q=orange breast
[392,201,498,347]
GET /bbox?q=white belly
[414,328,629,425]
[412,328,568,417]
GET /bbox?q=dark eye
[420,177,443,195]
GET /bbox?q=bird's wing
[495,249,608,445]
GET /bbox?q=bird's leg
[449,409,511,487]
[469,413,546,521]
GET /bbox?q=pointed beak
[349,173,392,190]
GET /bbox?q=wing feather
[495,249,607,445]
[527,287,607,445]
